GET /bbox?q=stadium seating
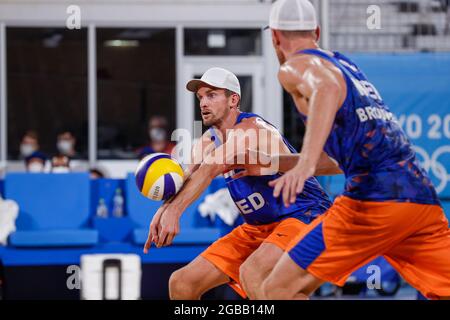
[4,173,98,247]
[330,0,450,52]
[90,178,134,243]
[124,173,221,245]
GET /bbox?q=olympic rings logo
[413,145,450,194]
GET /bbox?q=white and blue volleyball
[135,153,184,201]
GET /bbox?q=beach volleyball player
[251,0,450,300]
[143,67,337,299]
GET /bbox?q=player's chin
[203,118,215,127]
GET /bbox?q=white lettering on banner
[445,115,450,138]
[399,114,450,140]
[406,114,422,139]
[428,114,442,139]
[235,193,266,214]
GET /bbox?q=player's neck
[286,39,320,59]
[214,109,240,139]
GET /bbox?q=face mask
[52,166,70,174]
[28,162,44,173]
[150,128,167,142]
[20,144,36,157]
[57,140,73,154]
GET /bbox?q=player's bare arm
[144,132,215,252]
[152,118,293,248]
[269,54,346,206]
[146,121,253,248]
[276,151,342,175]
[228,149,342,178]
[224,117,295,178]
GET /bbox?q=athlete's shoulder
[280,53,343,88]
[234,114,279,133]
[283,53,319,68]
[281,51,338,74]
[278,54,316,89]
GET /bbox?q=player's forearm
[168,163,218,216]
[160,165,197,208]
[314,152,343,176]
[276,154,302,172]
[299,85,340,172]
[275,153,342,175]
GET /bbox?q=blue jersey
[209,112,332,225]
[297,49,440,205]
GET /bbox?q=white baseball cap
[186,67,241,97]
[267,0,318,31]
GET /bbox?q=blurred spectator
[90,168,105,179]
[20,130,41,159]
[51,154,71,173]
[138,115,176,159]
[25,151,48,173]
[56,131,79,159]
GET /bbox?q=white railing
[328,0,450,52]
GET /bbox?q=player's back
[297,48,440,206]
[210,112,331,225]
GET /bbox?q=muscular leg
[239,242,284,300]
[261,251,323,300]
[169,255,229,300]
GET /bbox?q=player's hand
[268,161,315,207]
[156,206,181,248]
[143,204,167,253]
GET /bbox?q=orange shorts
[201,217,308,298]
[287,196,450,299]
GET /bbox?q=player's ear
[271,29,281,47]
[315,27,321,42]
[230,93,240,109]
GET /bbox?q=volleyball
[135,153,184,201]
